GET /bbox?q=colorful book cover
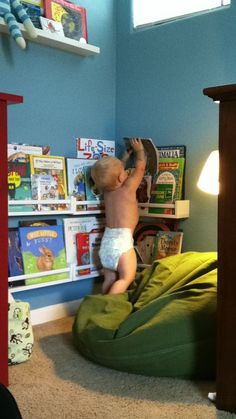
[152,231,184,261]
[8,143,50,162]
[45,0,88,43]
[123,137,159,179]
[8,228,24,278]
[8,161,34,212]
[149,157,185,214]
[31,174,59,210]
[19,225,68,285]
[76,232,90,275]
[20,2,42,29]
[76,138,115,159]
[63,217,105,264]
[89,231,102,272]
[134,222,170,265]
[83,165,103,210]
[30,155,68,209]
[157,145,186,159]
[66,158,97,210]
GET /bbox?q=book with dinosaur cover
[152,231,183,260]
[19,225,68,286]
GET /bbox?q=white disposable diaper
[99,227,134,271]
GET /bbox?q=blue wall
[116,0,236,252]
[2,0,116,308]
[4,1,236,309]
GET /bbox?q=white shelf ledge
[0,17,100,56]
[138,200,190,219]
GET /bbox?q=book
[19,219,57,227]
[149,157,185,215]
[8,228,24,279]
[39,16,64,35]
[8,143,50,162]
[134,222,170,265]
[76,232,90,275]
[89,231,102,272]
[66,158,98,210]
[83,164,103,210]
[20,2,42,29]
[31,174,60,210]
[30,155,68,210]
[8,160,34,213]
[123,137,159,179]
[76,138,115,159]
[45,0,88,43]
[152,231,184,260]
[63,217,105,264]
[157,145,186,159]
[19,225,68,286]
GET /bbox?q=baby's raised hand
[130,138,144,152]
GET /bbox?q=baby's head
[91,156,127,191]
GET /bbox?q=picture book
[123,137,159,180]
[66,158,97,210]
[8,228,24,278]
[89,232,102,272]
[157,145,186,159]
[19,225,68,286]
[134,222,170,265]
[8,161,33,212]
[63,217,105,264]
[20,2,42,29]
[149,157,185,215]
[39,16,64,35]
[136,175,152,203]
[152,231,184,260]
[83,164,103,210]
[30,154,68,204]
[76,138,115,159]
[8,143,50,162]
[45,0,88,43]
[31,174,59,210]
[76,233,90,275]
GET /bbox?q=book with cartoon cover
[19,225,68,286]
[152,231,184,260]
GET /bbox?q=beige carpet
[8,316,235,419]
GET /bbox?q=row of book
[8,139,116,212]
[15,0,89,44]
[8,216,105,287]
[134,221,183,265]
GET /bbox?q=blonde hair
[91,156,123,191]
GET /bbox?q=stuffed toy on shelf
[0,0,37,49]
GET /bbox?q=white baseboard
[31,299,82,325]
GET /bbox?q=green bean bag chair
[72,252,217,378]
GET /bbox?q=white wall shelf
[0,17,100,56]
[8,197,104,216]
[138,200,190,219]
[9,264,102,293]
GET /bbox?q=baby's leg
[108,248,137,294]
[102,268,117,294]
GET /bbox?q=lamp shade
[197,150,219,195]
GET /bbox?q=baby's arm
[125,138,146,190]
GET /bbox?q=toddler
[91,138,146,294]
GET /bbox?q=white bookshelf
[0,17,100,56]
[138,200,190,219]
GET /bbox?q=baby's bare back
[104,186,139,233]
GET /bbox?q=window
[133,0,231,28]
